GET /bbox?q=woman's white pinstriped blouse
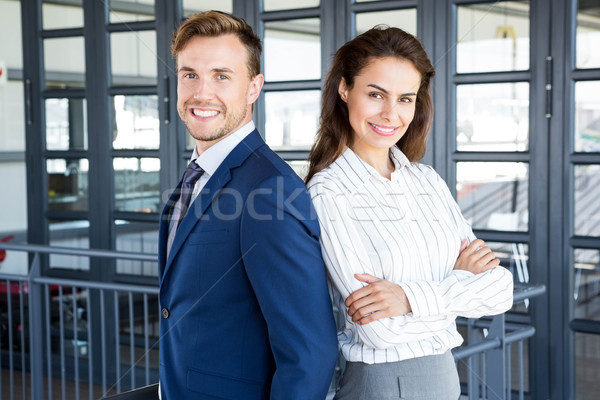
[307,147,514,364]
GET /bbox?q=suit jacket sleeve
[240,174,338,400]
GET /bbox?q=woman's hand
[344,273,412,325]
[453,238,500,274]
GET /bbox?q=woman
[306,26,514,399]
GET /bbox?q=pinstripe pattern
[307,147,513,364]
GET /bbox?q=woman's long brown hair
[305,26,436,183]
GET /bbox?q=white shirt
[307,147,514,364]
[190,121,256,202]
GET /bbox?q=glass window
[47,158,89,212]
[0,248,28,275]
[0,2,25,155]
[356,9,417,36]
[43,1,83,30]
[576,2,600,69]
[0,81,25,152]
[264,90,320,150]
[574,165,600,237]
[110,31,157,86]
[0,162,28,238]
[457,1,530,73]
[264,19,320,82]
[185,130,196,151]
[287,160,310,180]
[49,219,90,270]
[0,1,26,275]
[0,0,23,70]
[575,333,600,400]
[488,241,529,281]
[44,37,86,89]
[109,0,154,23]
[183,0,232,16]
[456,162,529,232]
[574,81,600,152]
[456,82,529,152]
[116,220,158,276]
[114,157,160,213]
[112,95,159,150]
[573,248,600,320]
[46,98,88,151]
[487,241,529,312]
[263,0,319,11]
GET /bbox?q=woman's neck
[351,145,395,180]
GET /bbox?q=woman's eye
[369,92,383,99]
[400,97,413,103]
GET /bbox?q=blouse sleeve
[399,169,514,319]
[310,168,514,350]
[312,190,444,348]
[399,267,514,319]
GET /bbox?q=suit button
[161,308,170,319]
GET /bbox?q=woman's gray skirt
[333,351,460,400]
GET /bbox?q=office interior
[0,0,599,399]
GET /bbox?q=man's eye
[184,73,196,79]
[217,74,229,80]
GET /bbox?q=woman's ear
[338,78,348,102]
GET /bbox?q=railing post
[467,318,481,400]
[28,252,44,400]
[485,313,507,399]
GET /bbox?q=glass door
[449,1,537,396]
[569,1,600,399]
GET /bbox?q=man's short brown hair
[171,10,262,78]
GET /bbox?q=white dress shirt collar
[190,121,255,175]
[339,145,413,190]
[389,145,411,170]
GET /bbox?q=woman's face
[339,57,421,155]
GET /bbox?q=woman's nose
[380,100,398,121]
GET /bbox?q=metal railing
[0,243,159,400]
[453,284,546,400]
[0,242,544,400]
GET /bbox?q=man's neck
[194,120,253,156]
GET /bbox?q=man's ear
[247,73,265,105]
[338,78,348,102]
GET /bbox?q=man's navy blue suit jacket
[158,130,339,399]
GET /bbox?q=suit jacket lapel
[161,130,265,278]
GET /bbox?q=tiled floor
[1,368,118,399]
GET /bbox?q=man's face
[176,34,263,153]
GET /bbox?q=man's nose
[193,79,213,100]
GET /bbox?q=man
[158,11,338,400]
